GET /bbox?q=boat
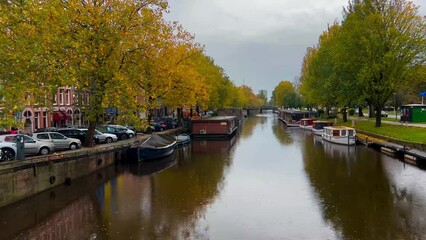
[128,134,177,162]
[321,126,356,146]
[311,120,334,136]
[191,116,238,139]
[175,133,191,148]
[299,118,316,130]
[277,109,316,127]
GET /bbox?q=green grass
[339,120,426,144]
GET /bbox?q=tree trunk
[358,106,363,117]
[375,108,382,127]
[85,120,96,147]
[342,108,347,122]
[177,108,182,127]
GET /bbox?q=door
[23,136,38,154]
[50,132,68,150]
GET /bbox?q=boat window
[341,130,347,136]
[348,130,354,136]
[333,130,339,136]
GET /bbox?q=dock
[356,133,426,166]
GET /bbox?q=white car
[0,134,55,155]
[0,141,17,161]
[79,129,118,144]
[32,132,82,150]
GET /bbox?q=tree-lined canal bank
[1,113,426,239]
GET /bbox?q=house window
[59,89,64,105]
[35,111,40,129]
[65,89,70,105]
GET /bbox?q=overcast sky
[165,0,425,99]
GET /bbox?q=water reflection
[271,119,294,145]
[3,113,426,239]
[301,131,426,239]
[239,113,268,139]
[92,138,234,239]
[0,166,116,240]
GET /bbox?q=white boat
[312,121,334,136]
[321,126,356,146]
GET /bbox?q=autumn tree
[271,81,299,108]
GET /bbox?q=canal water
[1,112,426,240]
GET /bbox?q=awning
[53,111,71,121]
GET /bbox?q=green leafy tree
[341,0,426,126]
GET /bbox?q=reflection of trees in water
[271,118,293,145]
[239,115,267,139]
[95,142,232,239]
[301,133,426,239]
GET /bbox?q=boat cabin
[278,109,317,127]
[322,126,356,145]
[300,118,316,127]
[191,116,238,138]
[312,121,334,130]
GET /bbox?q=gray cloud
[166,0,425,97]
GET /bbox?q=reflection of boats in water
[192,135,237,155]
[314,134,356,160]
[128,134,177,162]
[129,153,177,176]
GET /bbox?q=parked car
[108,125,135,138]
[79,129,118,144]
[55,128,97,145]
[97,125,130,140]
[32,132,82,150]
[149,122,165,132]
[153,117,177,129]
[381,111,388,117]
[0,134,55,155]
[0,141,17,161]
[34,127,58,133]
[152,119,168,130]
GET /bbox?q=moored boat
[191,116,238,139]
[299,118,316,130]
[277,109,316,127]
[175,133,191,148]
[312,120,334,136]
[321,126,356,146]
[128,134,177,162]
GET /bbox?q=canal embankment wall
[0,136,145,208]
[356,129,426,151]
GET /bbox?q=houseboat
[311,120,334,136]
[278,109,316,127]
[191,116,238,139]
[322,126,356,146]
[299,118,316,130]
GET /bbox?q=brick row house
[20,87,90,133]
